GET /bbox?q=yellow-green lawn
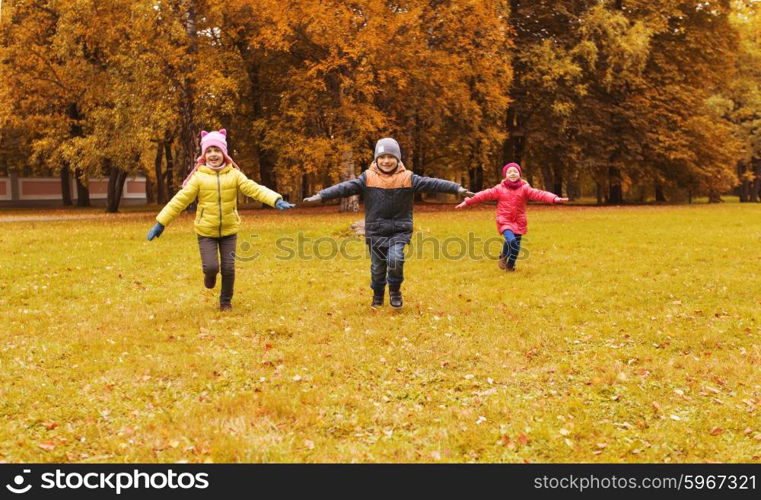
[1,203,759,462]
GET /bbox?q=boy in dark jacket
[304,138,473,309]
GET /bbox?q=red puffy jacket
[465,180,560,235]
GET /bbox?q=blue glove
[275,199,295,210]
[147,222,165,241]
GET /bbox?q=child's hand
[146,222,165,241]
[455,200,469,209]
[275,200,295,210]
[303,194,322,203]
[554,197,569,203]
[457,187,476,197]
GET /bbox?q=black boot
[389,286,403,309]
[371,287,384,308]
[204,273,217,289]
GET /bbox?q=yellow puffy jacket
[156,164,282,238]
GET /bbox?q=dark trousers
[369,242,405,293]
[198,234,237,305]
[501,230,523,268]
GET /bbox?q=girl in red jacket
[456,162,568,271]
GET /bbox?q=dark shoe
[506,263,516,272]
[204,273,217,289]
[371,293,384,308]
[219,303,232,311]
[389,289,403,309]
[498,255,507,270]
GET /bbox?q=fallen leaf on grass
[710,427,723,436]
[42,422,59,430]
[38,441,55,451]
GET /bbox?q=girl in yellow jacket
[147,129,294,311]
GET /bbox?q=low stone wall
[0,175,147,206]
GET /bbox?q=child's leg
[506,233,522,269]
[386,242,405,291]
[198,236,221,287]
[501,230,515,259]
[219,234,237,306]
[369,242,388,294]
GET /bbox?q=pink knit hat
[201,129,229,156]
[181,129,240,187]
[502,162,522,177]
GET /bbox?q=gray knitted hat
[374,138,401,162]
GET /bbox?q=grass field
[1,203,759,463]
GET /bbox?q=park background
[0,0,760,464]
[0,0,760,209]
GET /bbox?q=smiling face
[504,166,521,182]
[376,154,399,173]
[204,146,225,168]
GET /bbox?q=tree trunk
[503,106,525,172]
[566,173,580,200]
[154,140,166,204]
[751,159,761,203]
[552,166,563,197]
[60,165,73,206]
[165,140,175,197]
[339,152,359,213]
[412,119,425,202]
[106,163,128,213]
[708,190,722,203]
[608,167,623,204]
[596,180,604,205]
[468,164,484,192]
[176,0,198,200]
[236,44,277,192]
[67,102,90,206]
[655,181,666,202]
[75,168,90,207]
[301,173,310,203]
[145,174,154,204]
[503,0,527,172]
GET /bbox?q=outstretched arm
[312,173,367,201]
[412,174,464,194]
[149,177,200,240]
[155,177,200,227]
[455,187,499,209]
[237,170,283,208]
[526,185,568,204]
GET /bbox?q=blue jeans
[369,242,405,292]
[501,230,522,268]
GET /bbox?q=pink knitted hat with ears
[181,129,240,187]
[502,162,522,177]
[200,129,228,156]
